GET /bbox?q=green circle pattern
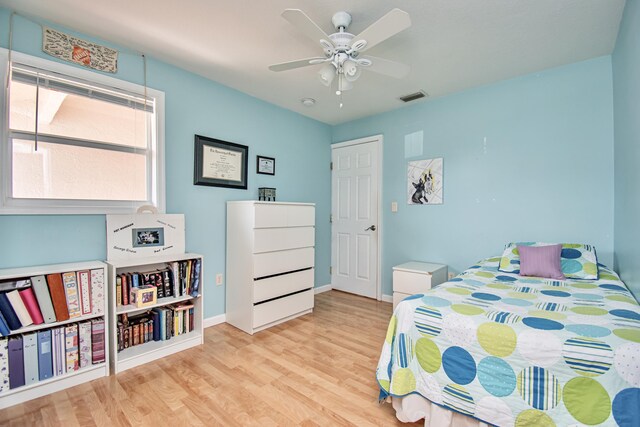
[415,338,441,373]
[563,377,611,425]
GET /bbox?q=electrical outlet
[391,201,398,212]
[448,272,455,280]
[216,273,223,286]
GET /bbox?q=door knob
[365,225,376,231]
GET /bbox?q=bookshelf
[0,261,108,410]
[106,252,204,374]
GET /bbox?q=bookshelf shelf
[116,294,200,315]
[4,312,105,337]
[0,261,109,410]
[107,254,204,374]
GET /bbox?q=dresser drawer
[253,227,314,253]
[253,289,314,328]
[253,247,314,278]
[393,270,433,295]
[254,204,315,228]
[254,268,314,303]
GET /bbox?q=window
[1,49,165,214]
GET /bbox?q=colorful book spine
[37,329,53,381]
[78,322,92,368]
[31,276,57,324]
[8,335,25,389]
[23,332,39,386]
[191,259,201,296]
[62,272,82,319]
[52,327,65,376]
[0,293,21,330]
[90,269,105,315]
[122,274,129,306]
[116,276,122,307]
[77,270,92,316]
[0,311,10,336]
[45,274,70,322]
[6,290,33,328]
[0,338,8,392]
[65,324,79,373]
[91,319,105,364]
[19,287,44,325]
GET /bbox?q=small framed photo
[194,135,248,189]
[130,286,157,308]
[132,227,164,247]
[257,155,275,175]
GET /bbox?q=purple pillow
[517,244,565,280]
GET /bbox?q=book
[78,322,92,368]
[91,269,105,315]
[122,274,129,306]
[91,318,105,364]
[116,276,122,307]
[23,332,39,386]
[151,310,161,341]
[45,274,70,322]
[0,311,10,336]
[6,290,33,327]
[0,338,9,392]
[170,262,180,297]
[0,293,21,330]
[77,270,92,316]
[191,259,201,296]
[8,335,25,389]
[51,327,62,377]
[62,272,82,319]
[37,329,53,381]
[31,276,57,324]
[65,324,79,373]
[19,287,44,325]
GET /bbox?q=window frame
[0,48,166,215]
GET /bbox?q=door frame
[331,134,383,301]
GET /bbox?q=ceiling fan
[269,8,412,96]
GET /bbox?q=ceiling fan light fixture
[343,60,361,82]
[318,63,335,86]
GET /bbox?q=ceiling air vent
[399,91,427,103]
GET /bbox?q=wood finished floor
[0,291,421,426]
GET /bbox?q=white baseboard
[381,294,393,303]
[203,313,226,328]
[314,284,332,294]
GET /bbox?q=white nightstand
[393,262,448,310]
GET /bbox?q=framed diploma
[256,155,275,175]
[194,135,248,189]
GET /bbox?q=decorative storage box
[258,187,276,201]
[130,286,157,308]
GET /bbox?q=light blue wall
[333,57,615,296]
[0,10,333,318]
[612,0,640,299]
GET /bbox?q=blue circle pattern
[561,248,582,259]
[610,309,640,321]
[403,294,424,302]
[523,317,564,331]
[472,292,501,301]
[496,275,517,282]
[421,296,452,307]
[613,388,640,427]
[478,357,516,397]
[600,284,628,292]
[573,293,603,301]
[561,259,582,274]
[442,347,476,385]
[565,324,611,338]
[541,290,571,298]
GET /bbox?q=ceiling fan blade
[268,58,326,72]
[364,56,410,79]
[354,8,411,52]
[282,9,330,43]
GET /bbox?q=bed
[377,255,640,427]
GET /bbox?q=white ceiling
[0,0,626,125]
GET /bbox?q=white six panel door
[331,139,379,298]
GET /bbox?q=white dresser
[392,262,448,310]
[226,201,315,334]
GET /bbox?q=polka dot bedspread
[376,257,640,427]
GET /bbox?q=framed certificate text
[194,135,248,189]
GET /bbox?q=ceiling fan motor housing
[332,11,352,30]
